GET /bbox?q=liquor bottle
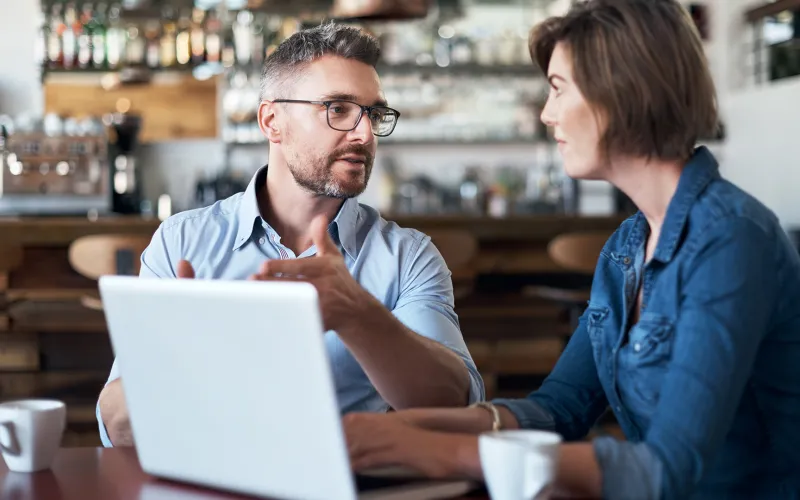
[77,4,94,69]
[92,3,108,69]
[251,14,265,66]
[175,9,192,66]
[125,23,145,66]
[62,2,78,69]
[37,5,50,68]
[160,7,177,68]
[47,3,64,69]
[105,4,124,69]
[205,9,222,64]
[222,20,236,68]
[145,21,161,69]
[190,8,206,64]
[233,10,253,66]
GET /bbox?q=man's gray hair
[259,22,381,101]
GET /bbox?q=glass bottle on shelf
[92,3,108,69]
[190,8,206,64]
[233,10,254,67]
[106,4,126,69]
[47,3,65,69]
[251,14,265,66]
[205,9,222,64]
[175,9,192,67]
[77,3,94,69]
[222,16,236,68]
[145,20,161,69]
[160,8,177,68]
[124,24,143,66]
[62,2,79,69]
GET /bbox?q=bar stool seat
[68,235,151,310]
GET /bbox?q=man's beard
[288,144,374,199]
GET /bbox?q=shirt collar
[233,165,360,260]
[653,146,719,263]
[621,146,719,264]
[233,166,267,251]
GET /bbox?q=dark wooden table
[0,447,488,500]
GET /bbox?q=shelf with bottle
[36,2,304,80]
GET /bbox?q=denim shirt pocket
[585,305,611,363]
[623,312,675,406]
[585,306,610,338]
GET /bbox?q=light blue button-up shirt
[97,165,484,447]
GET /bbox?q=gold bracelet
[470,401,501,432]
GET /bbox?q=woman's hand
[343,412,481,479]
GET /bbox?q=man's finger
[249,274,308,283]
[310,215,339,256]
[177,260,195,279]
[260,258,328,278]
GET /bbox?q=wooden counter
[0,213,623,244]
[0,213,624,445]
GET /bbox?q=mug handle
[0,420,21,456]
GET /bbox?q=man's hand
[343,412,480,479]
[98,379,134,446]
[249,215,376,332]
[177,259,195,279]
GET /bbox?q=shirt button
[633,343,642,352]
[623,257,631,265]
[258,237,266,245]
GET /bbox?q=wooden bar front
[0,214,623,446]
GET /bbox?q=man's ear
[258,101,281,143]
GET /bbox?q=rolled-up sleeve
[97,222,178,447]
[492,312,609,439]
[592,218,776,499]
[391,234,484,404]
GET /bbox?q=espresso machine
[108,112,143,214]
[0,122,111,215]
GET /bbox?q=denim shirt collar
[233,165,360,259]
[623,146,720,264]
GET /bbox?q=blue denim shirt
[495,147,800,499]
[97,165,484,447]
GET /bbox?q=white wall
[0,0,43,116]
[722,78,800,227]
[709,0,800,228]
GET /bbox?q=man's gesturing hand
[250,215,376,332]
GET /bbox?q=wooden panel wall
[43,74,219,143]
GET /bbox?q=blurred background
[0,0,796,446]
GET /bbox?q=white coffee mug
[479,429,562,500]
[0,399,66,473]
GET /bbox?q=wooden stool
[426,229,479,301]
[67,235,152,310]
[524,230,611,333]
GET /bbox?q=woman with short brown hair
[344,0,800,498]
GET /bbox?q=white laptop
[98,275,475,500]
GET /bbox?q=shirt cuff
[466,365,486,404]
[96,402,114,448]
[592,436,663,500]
[491,397,556,431]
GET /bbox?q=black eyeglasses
[272,99,401,137]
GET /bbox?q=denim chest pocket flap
[627,311,675,366]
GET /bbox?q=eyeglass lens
[327,101,397,136]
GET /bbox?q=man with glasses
[97,22,484,447]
